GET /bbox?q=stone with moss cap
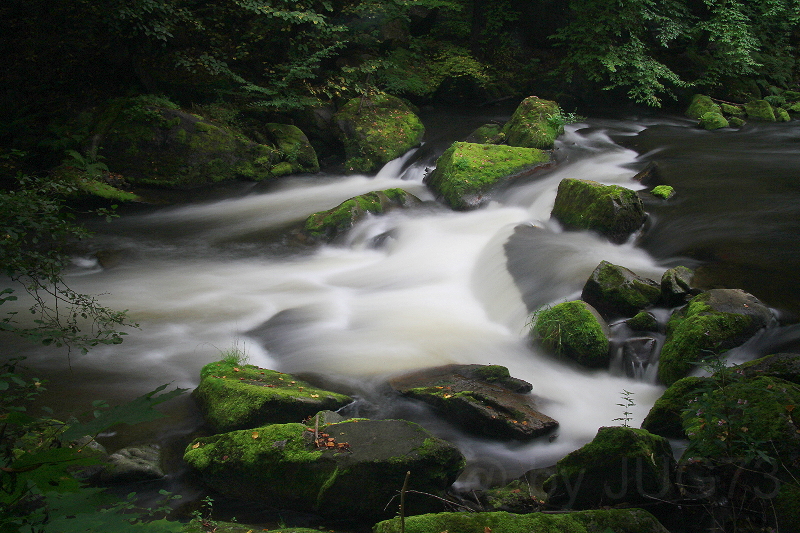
[183,419,464,520]
[543,426,676,509]
[551,178,646,243]
[581,261,661,319]
[465,123,506,144]
[739,353,800,385]
[389,364,558,440]
[301,188,420,242]
[745,99,777,121]
[650,185,675,199]
[660,265,697,307]
[374,508,668,533]
[685,94,721,120]
[657,289,773,386]
[192,360,352,433]
[426,141,550,209]
[699,111,729,130]
[501,96,564,149]
[641,376,708,439]
[532,301,610,368]
[333,93,424,173]
[262,123,319,176]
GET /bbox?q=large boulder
[502,96,564,149]
[426,141,549,209]
[543,426,676,509]
[192,360,352,433]
[93,96,314,188]
[551,178,647,243]
[183,419,464,520]
[300,188,420,243]
[745,99,777,121]
[739,352,800,385]
[581,261,661,319]
[388,364,558,440]
[374,508,669,533]
[531,301,610,368]
[657,289,773,386]
[333,94,424,173]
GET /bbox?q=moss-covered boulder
[776,107,792,122]
[685,94,721,120]
[728,116,746,127]
[465,123,506,144]
[660,265,698,307]
[374,508,669,533]
[650,185,675,199]
[720,103,746,116]
[261,123,319,176]
[581,261,661,319]
[502,96,564,149]
[699,111,729,130]
[333,94,424,173]
[745,99,777,121]
[657,289,773,386]
[301,188,420,243]
[388,364,558,440]
[183,419,464,520]
[550,178,647,243]
[426,142,549,210]
[192,360,352,433]
[93,96,305,188]
[626,311,659,332]
[543,427,676,509]
[641,376,708,439]
[739,352,800,385]
[480,479,542,513]
[532,301,610,368]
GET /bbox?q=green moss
[192,360,352,432]
[582,260,661,318]
[699,111,729,130]
[641,376,707,439]
[776,107,791,122]
[502,96,564,149]
[626,311,659,332]
[466,123,506,144]
[729,117,746,127]
[74,179,142,202]
[175,129,188,143]
[650,185,675,199]
[720,103,745,116]
[685,94,721,119]
[532,301,610,368]
[426,142,549,209]
[472,364,510,382]
[745,99,777,121]
[264,123,319,174]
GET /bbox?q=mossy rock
[657,289,773,386]
[192,360,352,433]
[426,142,550,210]
[482,479,541,513]
[685,94,721,120]
[263,123,319,176]
[543,426,676,509]
[301,188,420,242]
[465,123,506,144]
[388,364,558,440]
[739,352,800,385]
[641,376,708,439]
[551,178,647,243]
[744,99,776,121]
[728,116,746,127]
[776,107,791,122]
[774,482,800,532]
[660,265,697,307]
[502,96,564,149]
[626,311,659,332]
[53,165,143,203]
[581,261,661,319]
[333,94,424,173]
[720,103,746,116]
[650,185,675,200]
[532,301,610,368]
[374,508,669,533]
[786,101,800,114]
[183,419,464,520]
[699,111,729,130]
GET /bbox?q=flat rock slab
[389,364,558,440]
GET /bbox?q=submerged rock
[183,419,464,520]
[502,96,564,149]
[426,141,550,209]
[551,178,646,243]
[543,426,676,509]
[300,188,420,243]
[531,301,610,368]
[389,364,557,440]
[581,261,661,319]
[658,289,773,386]
[374,508,669,533]
[192,360,352,433]
[333,94,424,173]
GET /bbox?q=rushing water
[5,109,800,499]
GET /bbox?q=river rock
[192,359,352,433]
[183,419,464,520]
[465,123,506,144]
[650,185,675,199]
[300,188,420,243]
[550,178,647,243]
[100,444,164,483]
[685,94,721,120]
[699,111,729,130]
[374,508,669,533]
[641,376,708,439]
[388,364,558,440]
[333,94,424,173]
[502,96,564,149]
[660,265,698,307]
[745,99,777,121]
[543,426,676,509]
[739,352,800,384]
[625,311,659,332]
[581,261,661,319]
[259,123,319,176]
[426,141,550,209]
[657,289,773,386]
[93,96,312,188]
[531,301,610,368]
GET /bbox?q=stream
[5,107,800,518]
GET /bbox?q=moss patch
[532,301,610,368]
[650,185,675,199]
[685,94,721,120]
[641,376,707,439]
[502,96,564,149]
[745,99,776,121]
[699,111,729,130]
[426,141,549,209]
